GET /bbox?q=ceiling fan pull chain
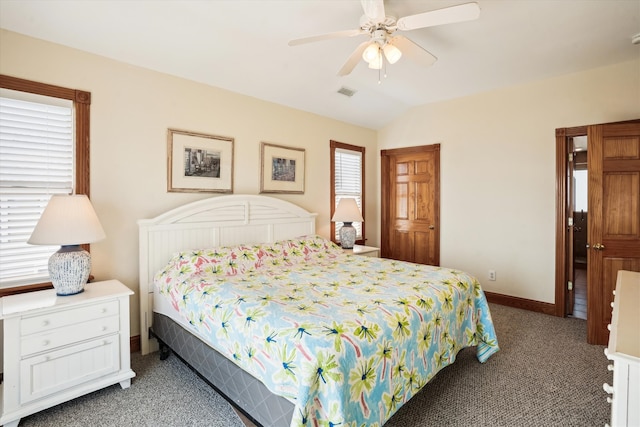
[378,49,383,84]
[383,54,388,79]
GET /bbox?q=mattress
[153,235,499,426]
[151,311,294,426]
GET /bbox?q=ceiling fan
[288,0,480,77]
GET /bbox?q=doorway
[556,120,640,345]
[556,126,588,321]
[569,135,588,320]
[380,144,440,265]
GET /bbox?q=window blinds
[334,147,363,240]
[0,93,74,288]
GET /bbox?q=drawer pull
[42,340,50,347]
[42,320,50,327]
[603,383,613,394]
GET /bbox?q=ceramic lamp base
[49,245,91,296]
[339,222,357,249]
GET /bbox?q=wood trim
[1,75,91,197]
[0,282,54,297]
[0,74,76,100]
[380,144,441,156]
[484,291,556,316]
[130,335,141,354]
[555,131,568,317]
[329,140,366,245]
[380,152,391,257]
[0,74,92,291]
[75,96,91,197]
[586,124,604,344]
[433,145,441,266]
[0,275,95,298]
[555,126,588,317]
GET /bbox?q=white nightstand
[0,280,135,427]
[344,244,380,257]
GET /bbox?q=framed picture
[260,142,305,194]
[167,129,234,193]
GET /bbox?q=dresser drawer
[21,300,119,336]
[21,315,120,356]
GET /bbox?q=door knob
[593,243,606,250]
[428,225,435,230]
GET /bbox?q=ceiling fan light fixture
[362,43,380,63]
[368,53,383,69]
[383,43,402,64]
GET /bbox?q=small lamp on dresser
[332,198,364,249]
[27,194,106,296]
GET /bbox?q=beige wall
[2,27,639,339]
[0,30,378,337]
[378,59,640,303]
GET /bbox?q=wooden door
[381,144,440,265]
[587,120,640,345]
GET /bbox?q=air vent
[337,86,357,97]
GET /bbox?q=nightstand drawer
[20,335,121,404]
[21,315,119,356]
[21,300,119,336]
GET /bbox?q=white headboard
[138,194,317,354]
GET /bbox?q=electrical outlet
[488,270,496,281]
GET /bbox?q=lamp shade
[362,43,380,63]
[28,194,106,246]
[367,53,383,70]
[383,43,402,64]
[331,198,364,223]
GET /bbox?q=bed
[138,194,499,427]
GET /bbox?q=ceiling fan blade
[288,29,367,46]
[397,2,480,31]
[391,36,437,68]
[337,41,371,76]
[360,0,386,24]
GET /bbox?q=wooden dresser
[603,270,640,427]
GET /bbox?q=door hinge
[567,281,573,291]
[568,153,574,162]
[568,217,574,226]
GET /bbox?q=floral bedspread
[154,235,499,427]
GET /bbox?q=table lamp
[331,198,364,249]
[28,194,106,296]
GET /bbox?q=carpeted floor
[18,303,611,426]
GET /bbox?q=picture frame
[260,142,305,194]
[167,129,234,193]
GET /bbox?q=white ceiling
[1,0,639,130]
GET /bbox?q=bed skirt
[151,312,294,427]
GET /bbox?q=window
[330,140,365,244]
[0,75,90,294]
